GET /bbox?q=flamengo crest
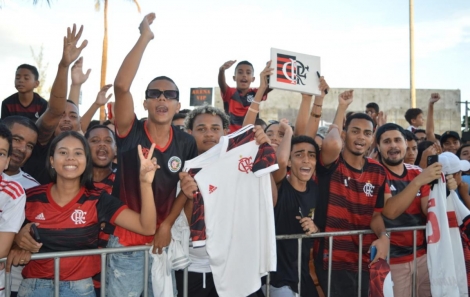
[238,156,253,174]
[71,209,87,225]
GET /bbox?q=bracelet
[310,112,321,118]
[248,107,259,114]
[251,100,261,105]
[314,104,322,107]
[380,231,390,239]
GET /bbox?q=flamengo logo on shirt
[71,209,87,225]
[209,185,217,194]
[238,156,253,174]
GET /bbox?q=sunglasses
[145,89,179,100]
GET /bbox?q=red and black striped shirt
[315,155,390,272]
[1,92,48,121]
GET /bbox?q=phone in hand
[427,155,439,186]
[370,245,377,261]
[30,224,41,243]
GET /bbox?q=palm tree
[96,0,141,121]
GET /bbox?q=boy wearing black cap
[441,131,461,154]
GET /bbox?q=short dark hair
[375,123,406,144]
[415,140,435,166]
[146,76,179,91]
[366,102,379,113]
[0,124,13,156]
[255,118,267,127]
[403,130,418,142]
[291,135,320,156]
[235,61,254,73]
[84,124,116,143]
[66,99,78,107]
[184,106,230,131]
[46,131,94,189]
[102,120,113,126]
[173,113,187,121]
[86,120,101,131]
[404,108,423,125]
[2,116,39,136]
[179,109,191,115]
[413,129,426,135]
[457,144,470,159]
[344,113,374,131]
[17,64,39,81]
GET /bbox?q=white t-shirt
[0,172,27,295]
[3,170,39,293]
[184,125,278,297]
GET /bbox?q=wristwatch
[380,231,391,239]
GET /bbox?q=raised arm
[304,77,330,137]
[426,93,440,143]
[68,57,91,106]
[242,61,271,127]
[36,24,88,145]
[114,144,159,235]
[218,60,236,96]
[271,120,293,188]
[80,84,113,132]
[114,13,155,136]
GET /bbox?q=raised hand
[317,75,329,98]
[139,13,156,40]
[429,93,441,105]
[220,60,237,71]
[338,90,354,107]
[416,162,443,186]
[376,111,387,128]
[253,125,272,145]
[259,60,273,89]
[71,57,91,85]
[138,144,159,184]
[278,118,292,134]
[61,24,88,68]
[95,84,113,106]
[179,172,199,200]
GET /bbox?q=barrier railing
[1,226,425,297]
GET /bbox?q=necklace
[342,155,365,181]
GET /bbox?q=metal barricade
[1,226,425,297]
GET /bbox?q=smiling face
[8,123,37,174]
[460,146,470,161]
[87,127,116,169]
[15,68,39,93]
[233,64,255,91]
[50,136,87,182]
[288,142,317,182]
[378,130,406,167]
[343,118,374,157]
[442,136,461,154]
[0,137,10,173]
[188,113,226,155]
[265,124,284,150]
[54,102,81,137]
[144,79,181,125]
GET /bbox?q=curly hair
[184,106,230,131]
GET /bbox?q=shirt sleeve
[96,192,128,224]
[0,193,26,233]
[252,143,279,177]
[420,184,431,198]
[374,178,390,211]
[222,87,235,103]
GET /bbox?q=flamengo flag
[426,174,460,297]
[369,259,394,297]
[269,48,321,95]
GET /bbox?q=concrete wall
[213,87,462,133]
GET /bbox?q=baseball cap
[440,131,461,145]
[438,152,470,175]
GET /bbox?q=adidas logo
[35,213,45,220]
[390,184,396,191]
[209,185,217,194]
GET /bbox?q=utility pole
[457,101,469,131]
[410,0,416,108]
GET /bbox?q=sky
[0,0,469,119]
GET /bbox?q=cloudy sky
[0,0,469,119]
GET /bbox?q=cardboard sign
[190,88,213,106]
[269,48,321,95]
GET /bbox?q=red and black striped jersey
[94,170,116,247]
[113,115,198,246]
[314,155,390,272]
[382,163,429,264]
[222,87,267,133]
[1,92,48,121]
[22,183,127,281]
[94,170,115,195]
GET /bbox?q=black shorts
[315,266,370,297]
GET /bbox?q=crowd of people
[0,12,469,297]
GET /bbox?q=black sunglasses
[145,89,179,100]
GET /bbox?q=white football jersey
[184,125,278,297]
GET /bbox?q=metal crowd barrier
[1,226,425,297]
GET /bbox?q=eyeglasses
[268,120,279,124]
[145,89,179,100]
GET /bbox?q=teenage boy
[403,130,419,165]
[314,91,391,297]
[404,108,424,132]
[106,13,198,297]
[1,64,48,121]
[0,124,27,297]
[365,102,379,127]
[218,60,269,132]
[376,123,441,297]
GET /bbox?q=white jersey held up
[184,125,278,297]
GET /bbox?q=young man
[106,13,198,297]
[218,60,269,132]
[440,131,461,155]
[314,91,391,297]
[403,130,419,165]
[365,102,379,127]
[404,108,424,132]
[1,64,48,121]
[0,124,27,297]
[2,116,40,297]
[376,123,442,297]
[413,129,426,144]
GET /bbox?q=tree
[30,44,51,98]
[96,0,141,121]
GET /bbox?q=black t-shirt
[23,138,52,185]
[270,177,319,296]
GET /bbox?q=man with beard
[376,123,442,297]
[2,116,40,297]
